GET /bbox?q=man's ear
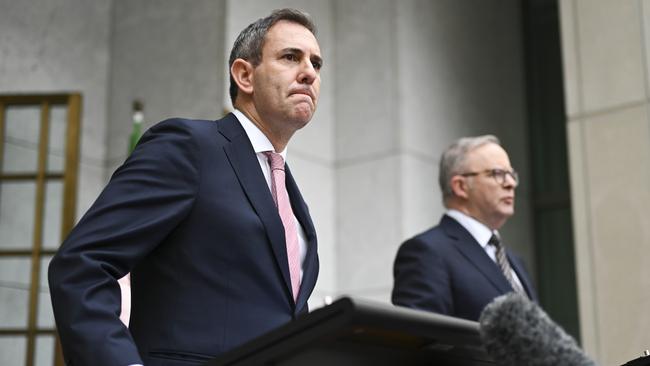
[231,59,255,95]
[450,175,470,200]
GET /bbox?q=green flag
[129,100,144,153]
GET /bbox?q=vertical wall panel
[576,0,645,112]
[563,1,650,364]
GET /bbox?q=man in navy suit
[392,135,537,322]
[48,8,322,366]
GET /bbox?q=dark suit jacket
[392,215,536,322]
[48,114,319,366]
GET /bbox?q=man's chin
[498,204,515,217]
[290,109,315,127]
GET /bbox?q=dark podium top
[206,297,494,366]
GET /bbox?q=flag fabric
[129,100,144,153]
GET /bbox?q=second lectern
[205,297,494,366]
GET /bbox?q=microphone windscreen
[479,293,596,366]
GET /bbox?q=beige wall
[561,0,650,364]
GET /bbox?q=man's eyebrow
[281,47,323,64]
[281,47,303,55]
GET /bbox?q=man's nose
[503,172,518,188]
[298,60,318,84]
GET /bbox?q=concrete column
[561,0,650,364]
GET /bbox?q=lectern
[205,297,494,365]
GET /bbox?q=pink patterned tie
[264,151,301,302]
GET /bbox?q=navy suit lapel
[441,215,513,295]
[218,114,294,303]
[507,251,538,301]
[285,164,318,309]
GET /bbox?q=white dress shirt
[445,209,524,290]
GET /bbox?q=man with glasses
[391,135,537,321]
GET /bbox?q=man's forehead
[265,21,320,52]
[467,144,510,165]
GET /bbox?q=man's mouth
[289,88,314,100]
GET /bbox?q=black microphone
[479,293,596,366]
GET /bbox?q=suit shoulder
[150,117,218,133]
[404,225,447,245]
[397,225,451,255]
[144,117,231,148]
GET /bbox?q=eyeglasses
[459,168,519,185]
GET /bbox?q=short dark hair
[228,8,317,105]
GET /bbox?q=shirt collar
[445,209,497,249]
[233,109,287,160]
